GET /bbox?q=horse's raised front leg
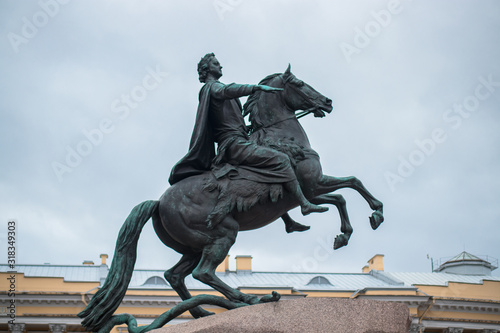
[309,194,352,250]
[315,175,384,230]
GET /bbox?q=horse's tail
[77,200,159,332]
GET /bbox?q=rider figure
[169,53,327,227]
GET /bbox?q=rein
[250,114,297,134]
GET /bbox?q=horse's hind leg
[310,194,352,250]
[192,228,257,304]
[316,175,384,230]
[192,217,280,305]
[164,253,214,318]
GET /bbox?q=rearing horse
[246,65,383,248]
[78,65,384,332]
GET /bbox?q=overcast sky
[1,0,499,276]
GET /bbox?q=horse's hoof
[333,234,349,250]
[190,306,215,318]
[241,294,260,305]
[260,291,281,303]
[370,211,384,230]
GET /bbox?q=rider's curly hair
[198,53,215,83]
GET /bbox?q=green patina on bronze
[78,54,384,332]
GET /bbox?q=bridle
[281,75,322,119]
[250,75,319,133]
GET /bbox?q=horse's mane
[243,73,282,128]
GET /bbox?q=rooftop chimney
[100,254,108,265]
[216,255,230,273]
[235,255,252,273]
[82,260,94,265]
[363,254,384,272]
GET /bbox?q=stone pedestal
[154,298,410,333]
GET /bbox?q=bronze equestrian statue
[78,54,384,333]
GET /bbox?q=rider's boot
[301,202,329,215]
[282,213,310,233]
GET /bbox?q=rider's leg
[282,212,310,233]
[226,140,328,216]
[284,179,328,215]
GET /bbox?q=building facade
[1,252,499,333]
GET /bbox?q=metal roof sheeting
[379,271,500,287]
[129,271,397,291]
[1,264,405,291]
[3,263,499,291]
[0,264,102,282]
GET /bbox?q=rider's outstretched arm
[210,82,282,100]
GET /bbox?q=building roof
[433,251,499,274]
[0,264,103,282]
[96,267,403,291]
[379,271,500,287]
[447,251,486,263]
[1,263,408,291]
[5,263,499,293]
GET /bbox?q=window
[143,276,168,286]
[306,276,332,285]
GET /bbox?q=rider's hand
[255,85,283,93]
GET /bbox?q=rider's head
[198,53,217,83]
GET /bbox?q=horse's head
[281,64,333,117]
[244,65,333,131]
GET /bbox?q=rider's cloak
[168,82,215,185]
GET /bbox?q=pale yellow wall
[417,280,500,301]
[216,255,230,272]
[304,291,353,298]
[235,256,252,271]
[238,288,293,295]
[16,305,86,316]
[408,307,418,316]
[366,254,384,271]
[1,272,99,293]
[423,309,500,322]
[363,289,418,296]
